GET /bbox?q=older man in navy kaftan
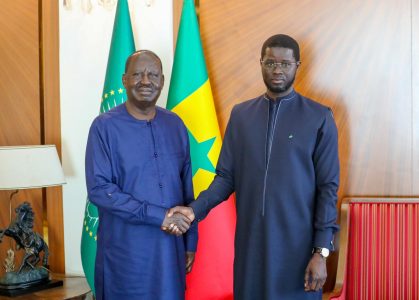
[86,104,197,299]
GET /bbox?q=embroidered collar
[263,89,297,102]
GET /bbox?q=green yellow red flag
[167,1,236,299]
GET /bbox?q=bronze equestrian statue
[0,202,49,273]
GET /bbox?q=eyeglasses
[261,60,300,71]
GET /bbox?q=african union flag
[80,0,135,295]
[167,1,236,299]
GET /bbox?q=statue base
[0,268,63,297]
[0,279,63,297]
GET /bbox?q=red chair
[327,198,419,300]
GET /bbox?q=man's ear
[122,74,127,87]
[160,74,165,89]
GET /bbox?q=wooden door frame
[40,0,65,273]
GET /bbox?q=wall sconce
[145,0,154,7]
[63,0,117,12]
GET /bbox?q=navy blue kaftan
[85,104,197,300]
[190,90,339,300]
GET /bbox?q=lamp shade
[0,145,66,190]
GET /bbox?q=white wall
[59,0,173,275]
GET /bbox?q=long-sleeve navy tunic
[190,90,339,300]
[85,104,198,300]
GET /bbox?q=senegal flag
[167,0,236,299]
[80,0,135,294]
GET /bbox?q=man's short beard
[264,74,296,94]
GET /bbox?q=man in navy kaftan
[86,50,197,300]
[168,34,339,300]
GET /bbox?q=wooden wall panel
[200,0,413,197]
[173,0,183,50]
[0,0,42,277]
[0,0,41,145]
[0,0,64,275]
[41,0,65,274]
[199,0,416,291]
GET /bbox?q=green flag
[80,0,135,294]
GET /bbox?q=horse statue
[0,202,49,273]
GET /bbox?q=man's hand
[161,211,191,236]
[304,253,327,292]
[161,206,195,235]
[167,206,195,222]
[186,251,195,274]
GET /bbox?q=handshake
[161,206,195,236]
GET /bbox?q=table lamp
[0,145,66,296]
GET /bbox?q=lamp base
[0,279,63,297]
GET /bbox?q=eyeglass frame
[260,59,301,71]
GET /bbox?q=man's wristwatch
[312,247,330,258]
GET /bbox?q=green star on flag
[188,131,216,176]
